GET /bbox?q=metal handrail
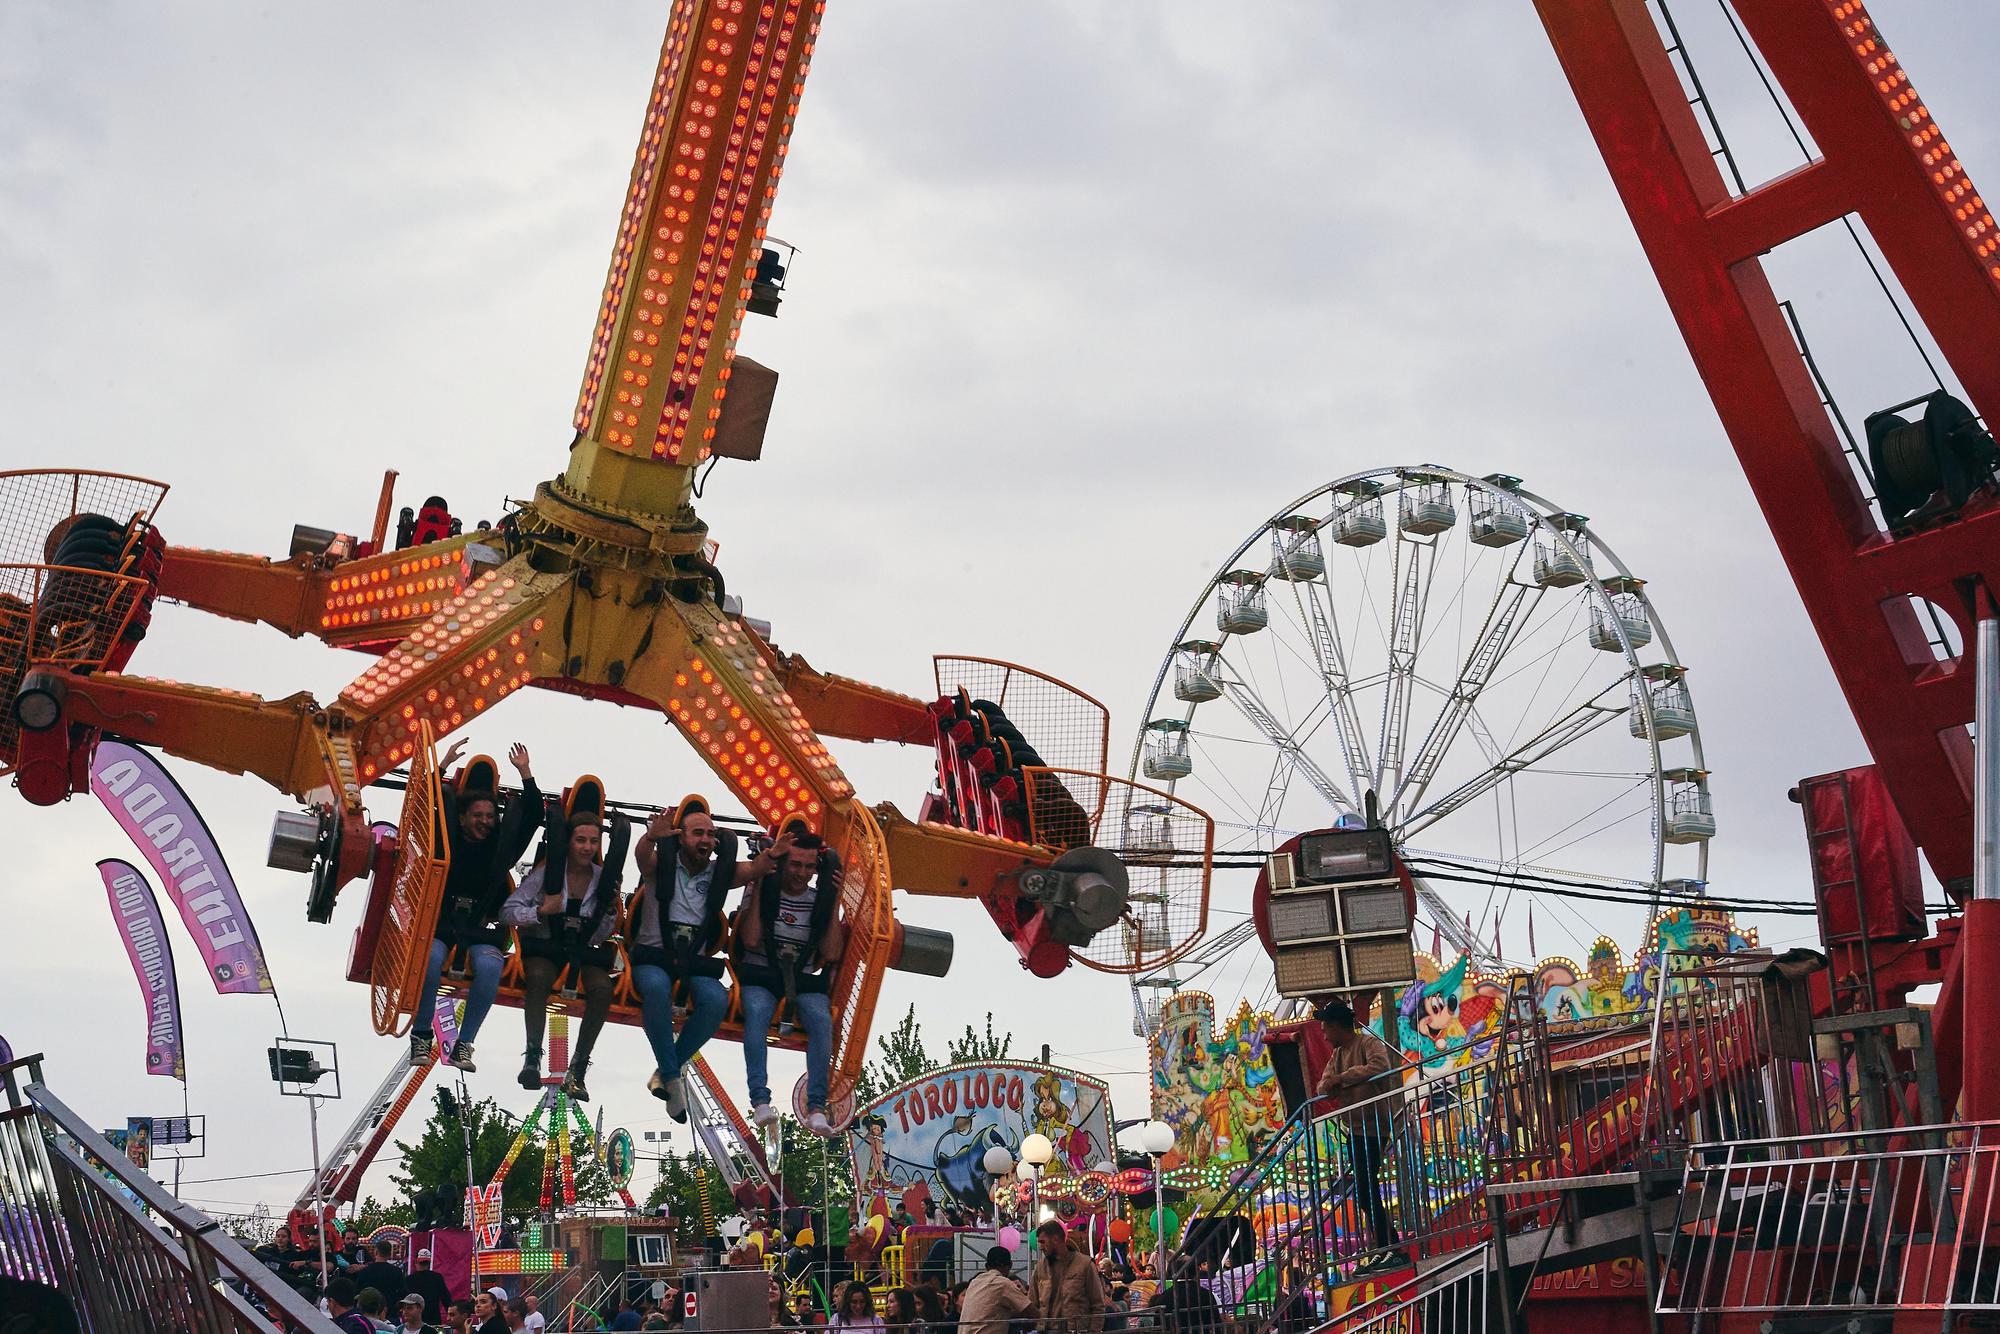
[0,1053,339,1331]
[1661,1119,2000,1315]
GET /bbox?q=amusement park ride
[4,0,2000,1330]
[0,0,1214,1150]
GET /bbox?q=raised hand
[440,736,468,770]
[507,742,533,780]
[647,809,677,841]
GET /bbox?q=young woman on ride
[500,776,629,1100]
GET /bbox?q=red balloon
[1108,1219,1133,1243]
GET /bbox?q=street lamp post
[1019,1133,1055,1244]
[1140,1120,1176,1280]
[982,1146,1016,1227]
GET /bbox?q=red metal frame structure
[1530,0,1999,893]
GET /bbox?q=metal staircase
[1162,953,1822,1333]
[1,1052,338,1333]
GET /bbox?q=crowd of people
[411,743,846,1132]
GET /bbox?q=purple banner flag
[90,740,273,995]
[98,860,185,1082]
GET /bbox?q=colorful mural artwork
[849,1062,1114,1214]
[1149,994,1288,1172]
[1144,902,1765,1199]
[1386,901,1760,1076]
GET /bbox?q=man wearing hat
[404,1246,451,1325]
[397,1292,440,1334]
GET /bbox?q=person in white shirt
[628,799,788,1120]
[520,1294,546,1334]
[734,828,845,1134]
[500,779,628,1101]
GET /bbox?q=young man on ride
[629,800,790,1121]
[411,741,542,1072]
[502,778,628,1100]
[734,829,845,1135]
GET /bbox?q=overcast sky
[2,1,1992,1221]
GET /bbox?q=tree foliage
[946,1013,1013,1064]
[856,1005,936,1103]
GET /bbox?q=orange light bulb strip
[320,550,464,633]
[661,616,850,826]
[653,0,817,461]
[576,2,699,445]
[338,570,547,782]
[1827,2,1997,268]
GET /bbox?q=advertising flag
[90,741,273,994]
[98,860,184,1081]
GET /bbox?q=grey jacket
[500,861,619,948]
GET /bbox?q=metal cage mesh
[1022,767,1213,975]
[933,656,1109,778]
[0,469,167,566]
[0,563,150,774]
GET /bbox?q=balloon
[998,1226,1022,1251]
[1108,1219,1133,1243]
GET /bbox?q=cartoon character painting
[848,1063,1112,1214]
[1150,994,1285,1172]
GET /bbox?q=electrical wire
[1709,0,1949,392]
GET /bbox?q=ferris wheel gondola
[1126,467,1711,1026]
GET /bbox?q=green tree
[856,1004,937,1103]
[644,1149,718,1247]
[390,1088,614,1221]
[946,1013,1012,1064]
[353,1194,412,1232]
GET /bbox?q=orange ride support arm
[563,0,826,521]
[776,652,937,746]
[155,533,479,647]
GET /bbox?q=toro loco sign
[850,1061,1113,1214]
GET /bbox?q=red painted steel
[1531,0,2000,890]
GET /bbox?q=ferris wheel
[1125,466,1712,1011]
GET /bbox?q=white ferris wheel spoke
[1213,657,1355,816]
[1397,678,1632,841]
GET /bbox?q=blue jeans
[740,985,831,1110]
[632,964,728,1080]
[413,938,502,1046]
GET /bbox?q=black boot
[563,1060,590,1103]
[518,1050,542,1090]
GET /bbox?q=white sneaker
[806,1108,831,1136]
[752,1101,779,1128]
[648,1070,688,1123]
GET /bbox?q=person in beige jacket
[1031,1221,1107,1334]
[957,1246,1032,1334]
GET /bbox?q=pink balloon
[998,1226,1022,1251]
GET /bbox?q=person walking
[350,1240,405,1309]
[404,1248,452,1326]
[955,1247,1030,1334]
[1314,998,1408,1267]
[1030,1222,1106,1334]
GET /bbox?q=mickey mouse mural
[847,1061,1114,1214]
